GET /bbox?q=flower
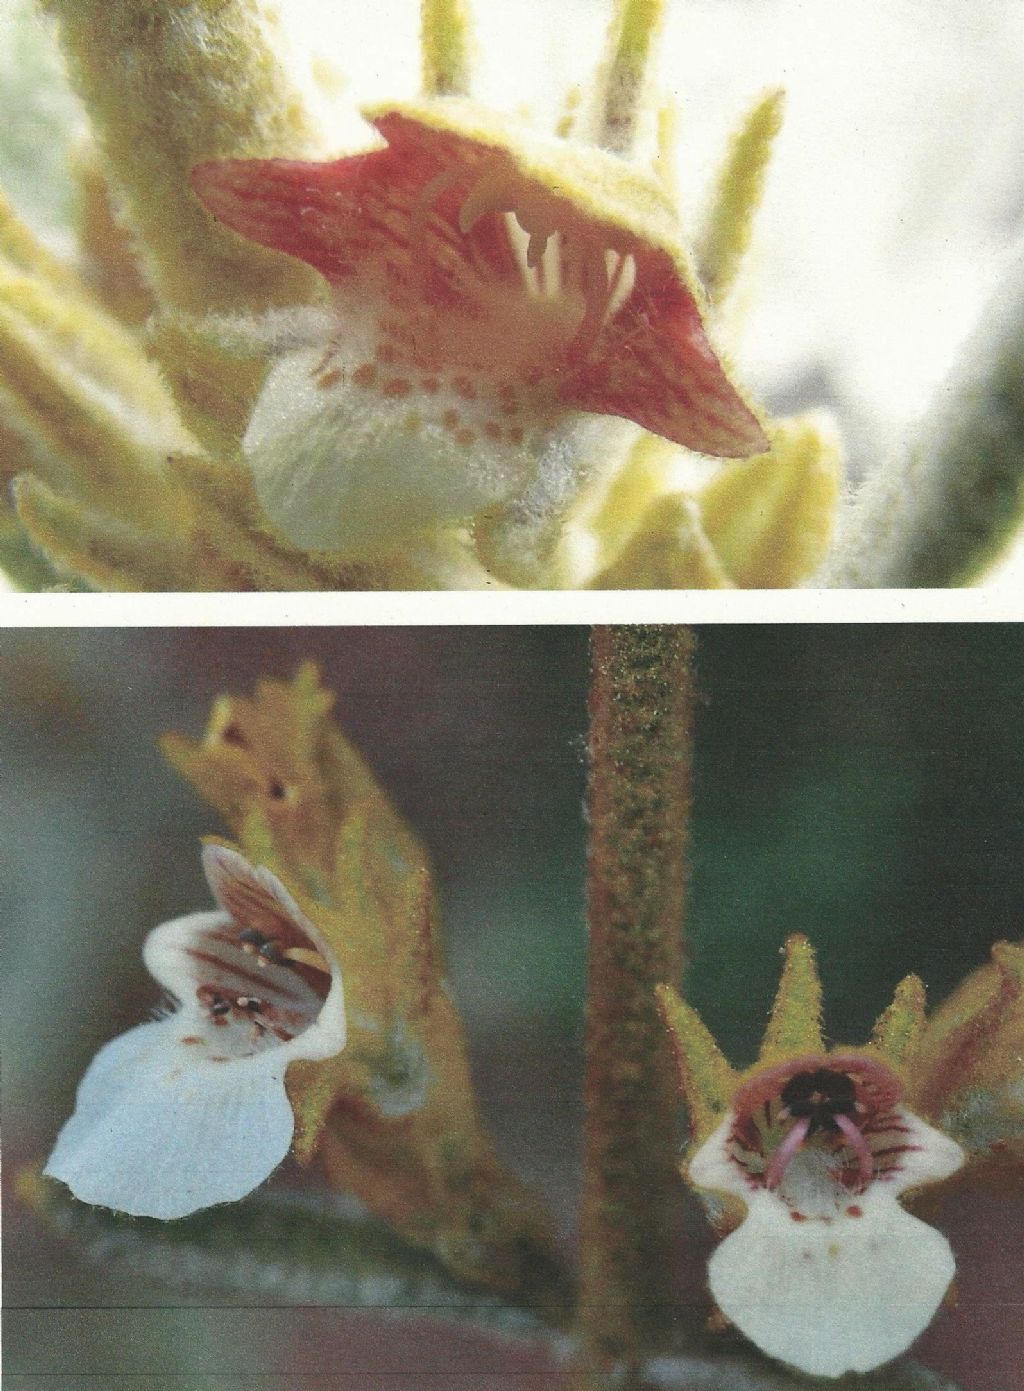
[657,936,966,1379]
[44,843,346,1220]
[191,97,766,563]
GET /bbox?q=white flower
[44,845,346,1220]
[688,1053,965,1379]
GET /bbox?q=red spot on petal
[442,409,460,431]
[790,1211,807,1222]
[383,377,412,398]
[455,427,476,446]
[317,367,342,389]
[484,421,502,440]
[846,1205,863,1217]
[352,363,377,388]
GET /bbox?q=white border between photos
[0,588,1021,625]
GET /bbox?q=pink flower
[192,99,765,560]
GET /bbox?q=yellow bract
[421,0,475,98]
[911,940,1024,1180]
[162,666,562,1296]
[655,982,736,1139]
[586,414,840,589]
[759,933,826,1062]
[696,88,786,309]
[870,972,928,1067]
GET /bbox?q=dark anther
[238,997,264,1013]
[221,723,248,748]
[781,1068,858,1136]
[210,996,231,1017]
[238,927,283,963]
[267,779,288,801]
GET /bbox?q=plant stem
[820,248,1024,586]
[578,625,695,1375]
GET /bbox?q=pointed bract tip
[759,934,825,1062]
[992,939,1024,987]
[871,973,927,1067]
[656,982,736,1139]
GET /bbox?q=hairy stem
[821,248,1024,586]
[578,625,695,1374]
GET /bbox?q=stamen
[764,1114,811,1190]
[457,163,513,235]
[281,945,333,975]
[835,1112,875,1188]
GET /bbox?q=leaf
[19,1168,561,1341]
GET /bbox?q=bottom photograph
[2,625,1023,1391]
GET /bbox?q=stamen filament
[835,1112,875,1188]
[764,1114,811,1189]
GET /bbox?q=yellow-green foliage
[911,941,1024,1177]
[700,412,841,587]
[594,0,666,153]
[871,973,928,1068]
[421,0,475,97]
[697,88,785,307]
[759,933,825,1062]
[656,982,737,1139]
[591,492,732,589]
[42,0,320,317]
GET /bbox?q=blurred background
[2,624,1024,1388]
[1,0,1023,585]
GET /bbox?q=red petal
[192,146,424,283]
[559,246,767,457]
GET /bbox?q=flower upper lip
[708,1051,959,1209]
[191,98,767,460]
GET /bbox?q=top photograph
[0,0,1022,593]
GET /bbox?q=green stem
[578,625,695,1375]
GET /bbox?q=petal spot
[382,377,413,398]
